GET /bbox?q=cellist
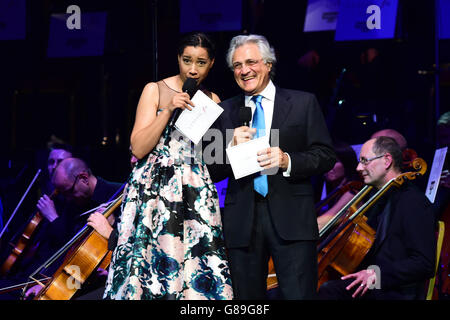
[318,136,436,300]
[0,145,72,300]
[20,158,122,299]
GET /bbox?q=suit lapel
[371,193,396,254]
[229,95,245,127]
[270,87,294,130]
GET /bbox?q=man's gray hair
[226,34,277,78]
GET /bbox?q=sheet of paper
[175,90,223,145]
[425,147,448,203]
[226,136,270,180]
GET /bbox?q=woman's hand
[167,92,195,113]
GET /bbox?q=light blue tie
[252,95,268,197]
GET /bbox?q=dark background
[0,0,449,228]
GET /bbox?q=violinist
[0,145,74,300]
[29,144,74,227]
[318,136,436,300]
[317,142,360,231]
[21,157,122,299]
[40,143,74,194]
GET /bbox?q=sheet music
[425,147,448,203]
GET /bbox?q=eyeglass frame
[232,58,264,71]
[61,174,81,196]
[358,154,386,166]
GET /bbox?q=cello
[267,157,427,291]
[267,180,365,290]
[28,193,123,300]
[316,157,427,288]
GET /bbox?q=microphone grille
[239,107,252,123]
[182,78,198,98]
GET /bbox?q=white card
[174,90,223,145]
[226,136,270,180]
[425,147,448,203]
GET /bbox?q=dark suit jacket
[209,87,336,248]
[362,182,436,299]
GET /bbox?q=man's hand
[341,269,377,298]
[232,126,256,146]
[24,284,44,300]
[36,195,58,222]
[257,147,289,171]
[440,170,450,188]
[87,211,113,240]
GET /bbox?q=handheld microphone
[239,107,252,127]
[169,77,198,127]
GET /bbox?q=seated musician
[34,143,73,223]
[318,136,436,300]
[371,129,407,151]
[317,142,360,231]
[0,145,73,300]
[21,158,122,299]
[39,143,74,195]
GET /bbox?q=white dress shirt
[244,81,292,177]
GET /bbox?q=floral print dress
[103,81,233,300]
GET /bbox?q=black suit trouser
[227,197,318,300]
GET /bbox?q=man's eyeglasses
[62,174,80,196]
[232,59,263,71]
[358,154,386,166]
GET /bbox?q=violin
[0,190,58,276]
[32,194,123,300]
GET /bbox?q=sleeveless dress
[103,81,233,300]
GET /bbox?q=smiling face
[178,45,214,85]
[356,139,388,189]
[232,43,272,95]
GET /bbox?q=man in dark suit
[318,136,436,299]
[208,34,336,299]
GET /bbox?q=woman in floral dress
[103,32,233,300]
